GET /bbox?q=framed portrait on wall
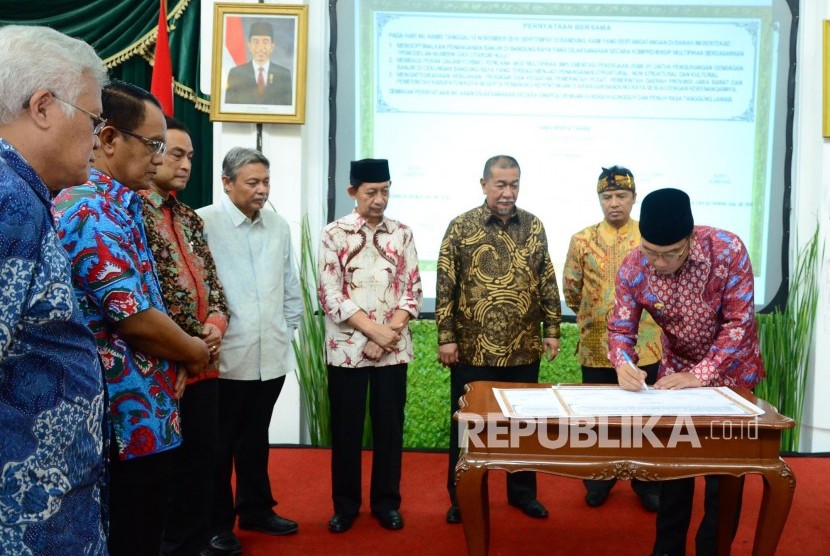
[210,3,308,124]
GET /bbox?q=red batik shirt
[607,226,764,389]
[140,190,228,383]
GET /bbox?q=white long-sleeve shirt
[198,194,302,380]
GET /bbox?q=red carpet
[235,448,828,555]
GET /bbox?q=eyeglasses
[640,238,690,263]
[113,127,167,156]
[52,95,107,136]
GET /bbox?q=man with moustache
[0,25,108,555]
[608,188,764,556]
[138,116,229,556]
[54,82,210,556]
[318,159,422,533]
[225,20,293,106]
[198,148,302,554]
[436,154,561,524]
[563,165,662,511]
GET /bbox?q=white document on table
[554,386,763,417]
[494,387,566,418]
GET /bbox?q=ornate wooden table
[454,381,795,556]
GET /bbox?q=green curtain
[0,0,214,208]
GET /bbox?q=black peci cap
[639,188,694,245]
[350,159,390,187]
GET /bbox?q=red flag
[151,0,174,115]
[226,17,247,66]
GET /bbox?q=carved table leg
[752,463,796,556]
[457,461,490,556]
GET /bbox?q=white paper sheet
[554,386,764,417]
[493,388,566,418]
[493,386,763,418]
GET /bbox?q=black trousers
[108,437,176,556]
[653,475,744,556]
[581,363,660,498]
[211,376,285,532]
[328,363,407,516]
[161,379,220,555]
[448,361,541,507]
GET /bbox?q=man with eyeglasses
[138,115,230,556]
[54,81,211,556]
[0,25,108,556]
[607,188,765,556]
[563,166,662,512]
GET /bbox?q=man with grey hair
[0,25,108,555]
[436,155,561,524]
[198,147,303,554]
[54,81,211,556]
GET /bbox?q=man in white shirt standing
[198,147,302,555]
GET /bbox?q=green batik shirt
[436,204,561,367]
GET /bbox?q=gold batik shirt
[436,204,561,367]
[563,219,662,367]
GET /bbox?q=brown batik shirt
[436,203,561,367]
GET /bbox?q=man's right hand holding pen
[616,350,648,391]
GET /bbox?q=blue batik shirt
[0,139,107,555]
[54,169,181,461]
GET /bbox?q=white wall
[200,1,830,451]
[793,0,830,452]
[200,0,328,444]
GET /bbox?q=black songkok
[350,159,390,186]
[249,21,273,39]
[639,188,694,246]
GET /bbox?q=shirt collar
[89,168,142,213]
[139,189,172,209]
[220,193,263,227]
[598,218,635,237]
[346,209,392,232]
[480,202,520,226]
[686,227,706,265]
[0,138,52,211]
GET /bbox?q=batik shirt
[54,169,181,460]
[140,190,228,383]
[0,139,107,555]
[436,204,561,367]
[608,226,764,389]
[564,219,661,367]
[318,211,422,368]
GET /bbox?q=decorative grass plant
[754,227,821,452]
[292,216,331,447]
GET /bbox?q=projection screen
[333,0,795,314]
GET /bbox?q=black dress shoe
[207,531,242,555]
[328,513,355,533]
[445,505,462,524]
[585,489,610,508]
[238,513,299,535]
[511,499,549,518]
[372,509,404,530]
[638,492,660,513]
[199,547,229,556]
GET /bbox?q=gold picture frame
[210,3,308,124]
[824,20,830,138]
